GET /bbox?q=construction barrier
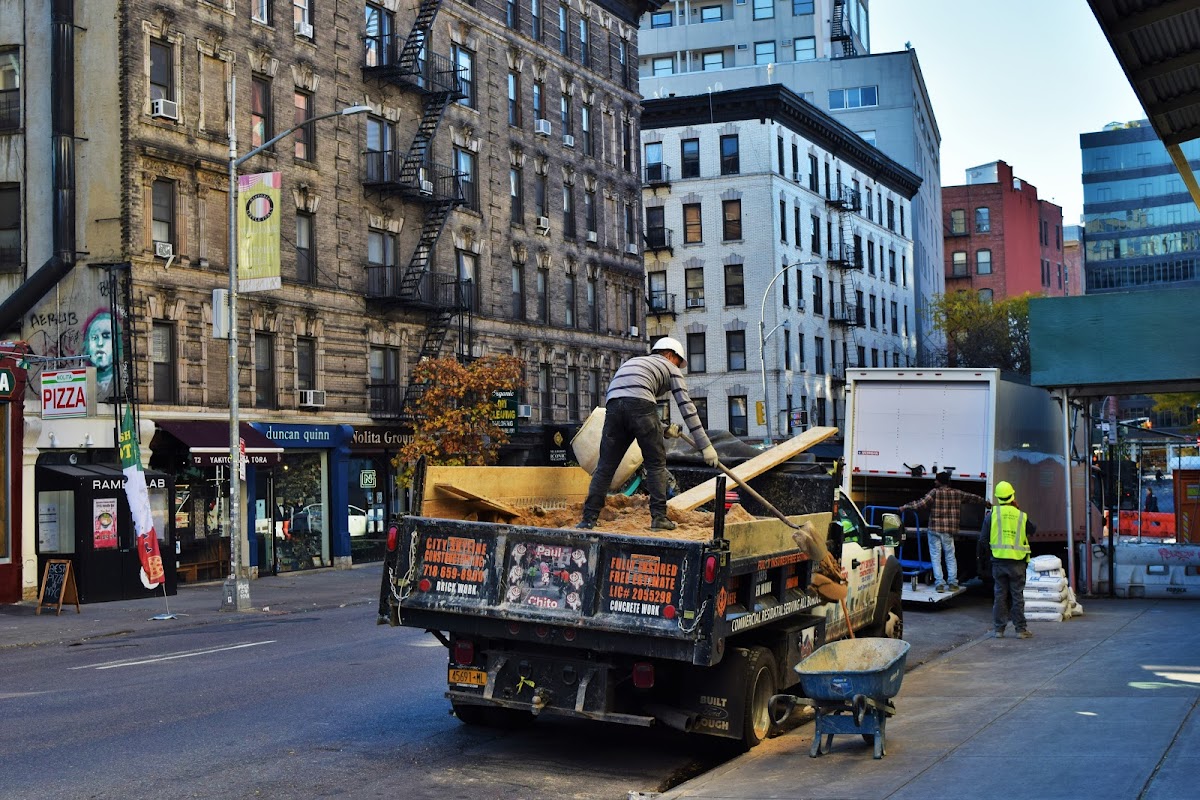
[1116,511,1176,538]
[1091,540,1200,599]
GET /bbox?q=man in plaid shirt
[899,472,991,592]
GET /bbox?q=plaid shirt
[901,485,988,534]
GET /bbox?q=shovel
[671,428,801,531]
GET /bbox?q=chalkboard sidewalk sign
[36,560,81,616]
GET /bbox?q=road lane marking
[71,640,276,670]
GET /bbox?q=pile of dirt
[513,495,758,540]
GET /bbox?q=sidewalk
[0,563,383,650]
[658,597,1200,800]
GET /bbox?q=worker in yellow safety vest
[977,480,1036,639]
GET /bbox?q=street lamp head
[341,105,372,116]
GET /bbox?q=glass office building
[1080,120,1200,293]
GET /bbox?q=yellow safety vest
[989,505,1031,561]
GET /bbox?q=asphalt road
[0,587,996,800]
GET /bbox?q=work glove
[663,423,683,439]
[701,445,720,467]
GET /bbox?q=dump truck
[841,368,1092,601]
[379,457,903,750]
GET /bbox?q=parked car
[291,504,370,537]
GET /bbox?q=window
[979,288,994,303]
[686,333,707,373]
[510,167,523,224]
[533,81,543,122]
[0,49,20,131]
[585,188,597,237]
[532,0,543,39]
[722,199,741,240]
[828,85,878,109]
[794,37,815,61]
[511,262,525,318]
[506,0,520,28]
[367,228,397,295]
[294,0,312,32]
[297,337,316,391]
[727,331,747,371]
[754,41,776,65]
[753,0,774,20]
[681,139,700,178]
[295,212,315,284]
[780,200,788,242]
[364,4,394,67]
[250,76,272,149]
[255,333,276,408]
[869,294,877,328]
[951,251,967,276]
[294,91,314,160]
[558,4,570,56]
[507,72,520,126]
[458,250,479,310]
[701,6,722,22]
[652,57,674,76]
[888,250,897,282]
[562,183,576,237]
[534,172,547,216]
[808,153,818,193]
[365,116,395,182]
[720,135,739,175]
[793,0,814,13]
[252,0,272,25]
[693,398,709,429]
[560,93,572,135]
[455,147,477,210]
[812,276,823,316]
[537,268,549,323]
[810,214,820,253]
[581,103,592,155]
[703,51,724,70]
[579,18,590,67]
[453,45,475,107]
[886,199,895,231]
[724,263,744,306]
[587,275,598,329]
[683,203,703,244]
[565,272,577,328]
[149,39,174,103]
[975,207,990,232]
[729,396,748,436]
[814,336,825,373]
[151,179,175,247]
[568,367,580,420]
[650,10,672,28]
[151,322,176,404]
[976,249,992,275]
[0,184,19,269]
[949,208,965,235]
[890,301,898,334]
[685,267,705,308]
[369,346,400,416]
[624,202,637,250]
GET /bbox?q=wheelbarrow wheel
[738,646,780,751]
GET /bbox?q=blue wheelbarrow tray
[770,638,910,759]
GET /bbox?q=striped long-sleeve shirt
[606,354,712,451]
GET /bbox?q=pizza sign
[41,369,90,418]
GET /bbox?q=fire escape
[826,184,863,386]
[830,0,856,59]
[362,0,469,419]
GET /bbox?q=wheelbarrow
[770,638,910,759]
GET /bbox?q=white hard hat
[651,336,686,360]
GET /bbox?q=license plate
[448,668,487,686]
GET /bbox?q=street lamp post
[223,79,370,610]
[758,261,817,447]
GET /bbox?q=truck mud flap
[446,690,657,727]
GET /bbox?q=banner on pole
[119,406,166,588]
[237,171,282,292]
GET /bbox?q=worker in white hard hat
[579,337,718,531]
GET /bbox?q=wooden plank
[433,483,523,518]
[422,466,593,508]
[667,427,839,513]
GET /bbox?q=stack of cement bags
[1024,555,1084,621]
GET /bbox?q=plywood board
[725,512,833,561]
[433,483,522,518]
[422,466,594,517]
[667,427,838,513]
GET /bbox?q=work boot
[650,516,677,531]
[1017,629,1034,639]
[993,629,1006,638]
[576,518,597,530]
[935,583,947,593]
[948,583,961,592]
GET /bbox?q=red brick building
[943,161,1067,300]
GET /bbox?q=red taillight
[453,639,475,665]
[632,662,655,689]
[386,526,399,551]
[662,604,676,620]
[724,490,738,510]
[417,578,432,592]
[563,628,577,642]
[704,555,718,583]
[535,625,549,639]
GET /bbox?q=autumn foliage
[926,290,1032,376]
[396,355,525,479]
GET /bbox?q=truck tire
[739,646,780,750]
[451,699,490,726]
[864,585,904,640]
[451,700,535,729]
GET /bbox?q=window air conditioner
[629,325,640,337]
[586,231,598,242]
[151,98,179,120]
[536,215,551,232]
[685,297,704,308]
[295,20,314,38]
[419,180,434,196]
[299,389,327,407]
[792,171,803,183]
[625,243,639,255]
[534,119,552,136]
[736,43,748,51]
[154,241,174,259]
[517,403,532,418]
[562,133,575,148]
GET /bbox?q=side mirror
[827,521,844,559]
[880,512,905,546]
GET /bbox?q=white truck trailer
[841,368,1087,602]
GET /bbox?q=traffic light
[755,401,765,425]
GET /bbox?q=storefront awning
[155,421,283,467]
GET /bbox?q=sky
[869,0,1148,225]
